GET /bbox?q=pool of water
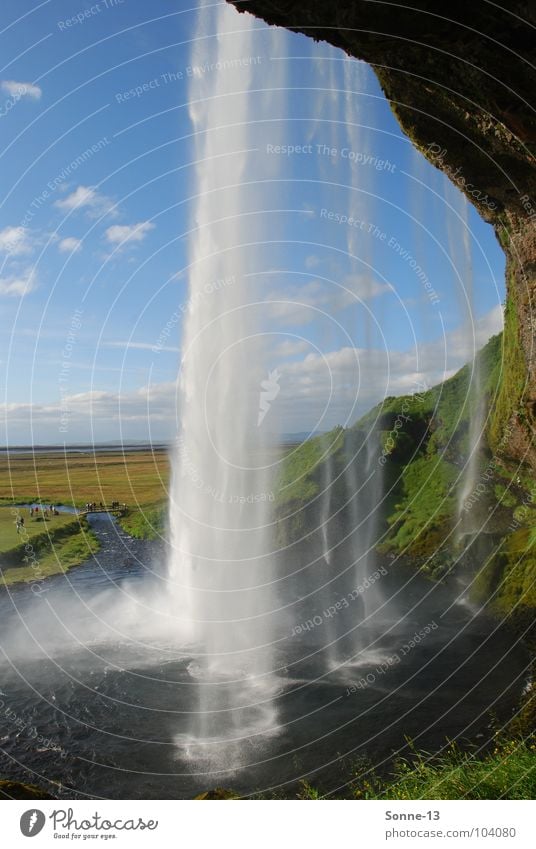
[0,514,529,799]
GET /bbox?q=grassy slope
[377,333,504,560]
[276,330,536,638]
[295,737,536,800]
[119,501,167,539]
[0,525,100,586]
[276,333,504,555]
[0,509,77,554]
[0,505,100,586]
[360,742,536,800]
[473,527,536,634]
[488,269,527,454]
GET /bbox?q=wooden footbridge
[79,504,128,517]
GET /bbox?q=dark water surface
[0,514,529,799]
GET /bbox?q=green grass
[488,286,527,454]
[119,502,167,540]
[471,528,536,634]
[494,482,518,508]
[0,508,77,554]
[384,456,458,557]
[0,448,171,584]
[276,428,344,510]
[0,524,99,586]
[350,739,536,800]
[255,735,536,799]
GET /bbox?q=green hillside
[276,332,535,631]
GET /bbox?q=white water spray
[166,4,287,761]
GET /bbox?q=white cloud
[270,304,505,430]
[305,254,320,269]
[0,268,37,297]
[1,80,42,100]
[104,341,180,353]
[274,340,310,358]
[343,273,392,299]
[74,381,174,412]
[0,380,176,429]
[451,303,504,353]
[58,237,82,254]
[266,275,389,325]
[0,226,32,256]
[105,221,155,246]
[55,185,117,219]
[0,305,504,439]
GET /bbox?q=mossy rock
[471,529,536,636]
[0,779,56,800]
[194,787,240,800]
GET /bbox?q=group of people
[85,501,103,512]
[84,501,125,511]
[29,504,59,519]
[16,503,60,532]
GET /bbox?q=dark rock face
[228,0,536,465]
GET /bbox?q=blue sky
[0,0,505,444]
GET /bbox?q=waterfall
[167,3,285,763]
[165,1,394,761]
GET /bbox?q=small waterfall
[340,58,384,631]
[313,57,385,668]
[318,450,339,667]
[443,185,483,534]
[459,203,483,529]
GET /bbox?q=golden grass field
[0,449,170,510]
